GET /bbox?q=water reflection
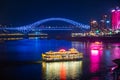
[90,42,103,73]
[1,39,120,80]
[111,43,120,60]
[42,61,82,80]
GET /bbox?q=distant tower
[90,20,98,31]
[111,7,120,30]
[99,14,110,30]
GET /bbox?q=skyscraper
[90,20,98,31]
[111,7,120,30]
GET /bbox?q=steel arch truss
[16,18,90,33]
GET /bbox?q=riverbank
[0,35,120,42]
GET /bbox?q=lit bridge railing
[0,18,90,33]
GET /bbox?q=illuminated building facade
[111,7,120,30]
[100,15,110,30]
[90,20,98,31]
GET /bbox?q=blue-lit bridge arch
[28,18,89,28]
[7,18,90,33]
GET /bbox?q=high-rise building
[90,20,98,31]
[111,7,120,30]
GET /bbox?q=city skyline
[0,0,120,26]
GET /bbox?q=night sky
[0,0,120,26]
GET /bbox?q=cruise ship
[42,48,83,62]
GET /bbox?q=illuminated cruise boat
[42,48,83,62]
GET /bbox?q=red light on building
[112,8,120,30]
[59,49,66,52]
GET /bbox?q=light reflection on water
[0,38,120,80]
[42,61,82,80]
[111,43,120,60]
[90,42,103,73]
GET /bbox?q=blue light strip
[3,18,90,33]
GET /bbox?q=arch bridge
[3,18,90,33]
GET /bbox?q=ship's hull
[42,58,83,62]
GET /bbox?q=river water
[0,38,120,80]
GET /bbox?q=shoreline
[0,35,120,42]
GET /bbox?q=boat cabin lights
[59,49,66,52]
